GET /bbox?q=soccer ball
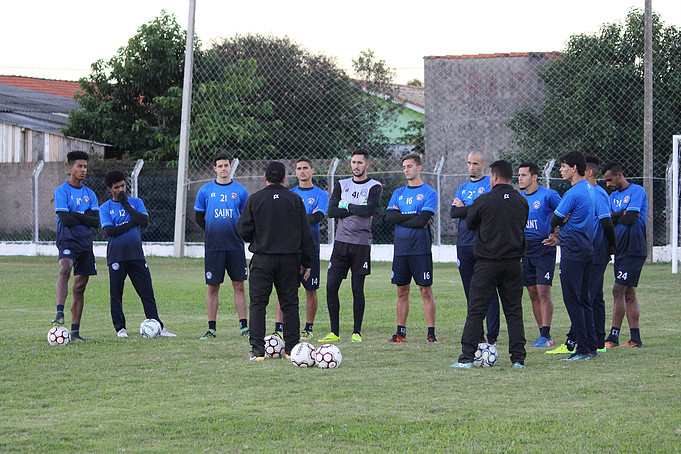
[264,334,285,358]
[47,326,70,346]
[290,342,316,368]
[474,342,498,368]
[139,319,162,338]
[315,344,342,369]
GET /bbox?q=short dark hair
[401,153,422,166]
[67,151,89,165]
[585,155,600,174]
[105,170,126,188]
[214,152,231,165]
[265,161,285,184]
[296,156,313,167]
[518,161,540,177]
[489,160,513,181]
[602,162,623,176]
[351,148,370,160]
[559,151,586,176]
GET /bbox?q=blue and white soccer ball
[264,334,285,358]
[290,342,316,368]
[315,344,342,369]
[474,342,498,368]
[139,319,162,338]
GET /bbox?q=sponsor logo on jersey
[477,187,485,194]
[361,189,368,196]
[112,262,120,271]
[623,195,630,203]
[416,193,424,201]
[211,192,216,197]
[533,200,541,209]
[231,192,238,199]
[84,195,90,203]
[308,198,315,205]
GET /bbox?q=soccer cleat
[487,337,497,346]
[284,353,291,359]
[272,330,283,340]
[249,354,265,361]
[597,347,607,353]
[71,332,87,342]
[301,330,314,340]
[426,333,438,344]
[318,333,340,342]
[604,341,619,348]
[621,340,643,348]
[200,329,217,339]
[450,362,473,369]
[532,337,551,348]
[160,328,176,337]
[351,333,362,343]
[388,333,406,343]
[562,352,590,361]
[512,362,525,368]
[52,312,65,326]
[529,336,541,347]
[240,327,249,338]
[545,343,573,354]
[116,328,128,338]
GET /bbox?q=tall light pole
[643,0,653,261]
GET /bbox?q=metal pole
[173,0,196,258]
[32,160,44,242]
[542,159,555,189]
[644,0,654,262]
[131,159,144,198]
[327,158,340,244]
[435,156,445,246]
[230,158,239,179]
[673,136,679,273]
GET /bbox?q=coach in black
[237,162,316,361]
[451,160,529,369]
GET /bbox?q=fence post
[230,158,240,179]
[327,158,340,244]
[542,159,555,189]
[131,159,144,198]
[672,135,679,273]
[434,156,445,246]
[32,160,44,243]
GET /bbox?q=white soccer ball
[290,342,316,368]
[264,334,285,358]
[140,319,162,338]
[474,342,498,368]
[47,326,70,346]
[315,344,342,369]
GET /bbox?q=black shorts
[391,254,433,286]
[613,256,646,287]
[300,249,321,290]
[205,250,248,285]
[522,254,556,287]
[328,241,371,278]
[58,247,97,276]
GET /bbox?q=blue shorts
[391,254,433,287]
[522,254,556,287]
[58,247,97,276]
[613,256,645,287]
[205,250,248,285]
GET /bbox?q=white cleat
[160,328,177,337]
[117,328,128,338]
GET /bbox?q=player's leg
[606,258,627,347]
[226,250,249,337]
[273,255,301,355]
[301,251,321,337]
[496,260,526,365]
[456,260,496,364]
[456,245,475,300]
[523,257,542,344]
[589,262,608,350]
[485,291,500,345]
[413,254,436,343]
[248,254,274,358]
[622,286,642,346]
[54,256,74,324]
[558,259,589,358]
[321,242,350,341]
[70,250,96,341]
[349,244,371,342]
[578,260,597,355]
[128,260,175,336]
[304,290,318,330]
[109,261,128,334]
[390,255,411,341]
[202,251,225,338]
[272,299,284,338]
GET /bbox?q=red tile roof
[426,52,561,60]
[0,75,81,99]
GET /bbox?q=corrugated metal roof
[0,83,76,135]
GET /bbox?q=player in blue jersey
[450,151,500,344]
[518,162,561,348]
[272,157,329,339]
[100,171,175,338]
[386,153,439,344]
[602,163,647,348]
[547,151,597,361]
[584,156,617,352]
[194,153,249,340]
[52,151,100,342]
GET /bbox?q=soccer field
[1,256,679,452]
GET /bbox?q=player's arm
[550,213,566,228]
[611,209,638,226]
[327,182,352,219]
[400,211,434,229]
[307,211,324,225]
[58,210,99,228]
[450,205,469,219]
[102,223,138,237]
[600,217,617,254]
[385,208,417,224]
[347,185,382,217]
[236,200,255,243]
[116,192,148,228]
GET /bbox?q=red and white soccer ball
[474,342,498,368]
[139,319,162,338]
[315,344,342,369]
[290,342,316,368]
[47,326,70,346]
[264,334,285,358]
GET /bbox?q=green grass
[1,256,680,453]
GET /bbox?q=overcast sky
[2,0,680,84]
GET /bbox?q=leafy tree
[505,8,681,178]
[398,119,425,155]
[407,78,423,86]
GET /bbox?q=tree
[407,78,423,86]
[505,9,681,178]
[399,119,425,155]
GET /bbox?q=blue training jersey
[454,176,491,247]
[388,183,438,256]
[554,179,595,261]
[100,197,147,265]
[592,184,612,265]
[291,185,328,245]
[54,181,99,251]
[194,180,249,252]
[522,185,561,257]
[610,183,648,258]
